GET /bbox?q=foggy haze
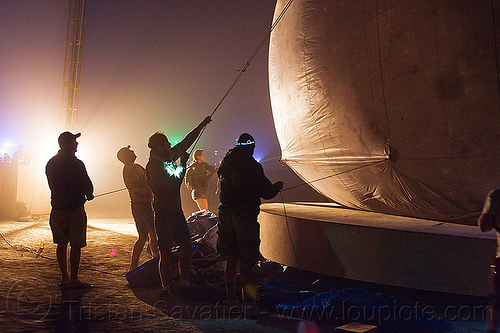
[0,0,326,218]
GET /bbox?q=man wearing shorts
[479,189,500,333]
[117,145,159,271]
[217,133,283,309]
[46,131,94,289]
[146,116,211,295]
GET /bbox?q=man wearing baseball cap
[46,131,94,289]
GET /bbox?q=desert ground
[0,217,491,332]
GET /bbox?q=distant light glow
[253,148,267,164]
[1,142,15,161]
[110,250,117,255]
[164,161,184,178]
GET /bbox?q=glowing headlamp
[164,162,184,178]
[235,139,255,146]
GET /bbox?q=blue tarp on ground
[268,287,449,332]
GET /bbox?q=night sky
[0,0,324,216]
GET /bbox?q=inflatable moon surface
[269,0,500,223]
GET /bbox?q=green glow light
[164,161,184,178]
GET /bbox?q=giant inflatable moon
[269,0,500,223]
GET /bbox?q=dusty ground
[0,217,492,333]
[0,218,302,333]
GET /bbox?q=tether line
[94,187,127,198]
[281,160,386,193]
[98,1,294,199]
[189,0,295,154]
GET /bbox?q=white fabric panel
[269,0,500,223]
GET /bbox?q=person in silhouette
[185,149,217,211]
[217,133,283,312]
[46,131,93,289]
[146,116,211,296]
[13,144,32,164]
[117,145,159,271]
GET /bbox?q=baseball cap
[58,131,81,148]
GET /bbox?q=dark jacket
[46,150,93,211]
[185,161,216,192]
[146,125,202,213]
[218,146,281,215]
[146,153,186,214]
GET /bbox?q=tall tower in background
[61,0,87,131]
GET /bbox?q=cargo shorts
[49,206,87,248]
[217,208,262,265]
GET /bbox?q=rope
[0,232,14,248]
[277,159,481,222]
[279,190,306,289]
[280,159,386,193]
[375,0,391,141]
[0,230,125,277]
[188,0,295,154]
[94,187,127,198]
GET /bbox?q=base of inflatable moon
[260,202,496,297]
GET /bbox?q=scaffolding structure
[60,0,87,131]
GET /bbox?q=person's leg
[239,261,254,301]
[51,209,71,285]
[233,213,260,304]
[65,206,88,286]
[159,248,171,289]
[56,243,70,285]
[69,246,81,283]
[238,261,261,316]
[178,244,191,285]
[148,231,159,257]
[195,197,209,211]
[225,256,239,300]
[130,233,148,270]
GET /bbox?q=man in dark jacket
[146,116,211,295]
[46,131,94,289]
[217,133,283,310]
